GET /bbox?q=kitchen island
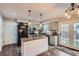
[21,36,48,56]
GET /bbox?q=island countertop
[21,35,47,42]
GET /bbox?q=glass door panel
[74,23,79,47]
[43,24,49,33]
[61,24,68,46]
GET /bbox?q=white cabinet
[50,36,55,45]
[21,37,48,56]
[50,36,58,46]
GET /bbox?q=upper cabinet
[48,22,58,31]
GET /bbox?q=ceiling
[0,3,70,22]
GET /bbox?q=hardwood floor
[0,44,19,56]
[56,46,79,56]
[0,44,76,56]
[38,46,70,56]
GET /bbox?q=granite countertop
[21,35,47,42]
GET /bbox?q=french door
[59,21,79,50]
[74,23,79,48]
[60,24,68,46]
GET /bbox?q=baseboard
[2,43,17,48]
[58,45,79,52]
[48,43,55,46]
[0,48,2,52]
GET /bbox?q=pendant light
[28,10,32,25]
[40,14,43,27]
[64,11,68,17]
[78,6,79,14]
[65,3,79,19]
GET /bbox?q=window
[43,24,49,33]
[74,23,79,47]
[61,24,68,45]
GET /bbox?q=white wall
[0,14,3,51]
[3,19,17,45]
